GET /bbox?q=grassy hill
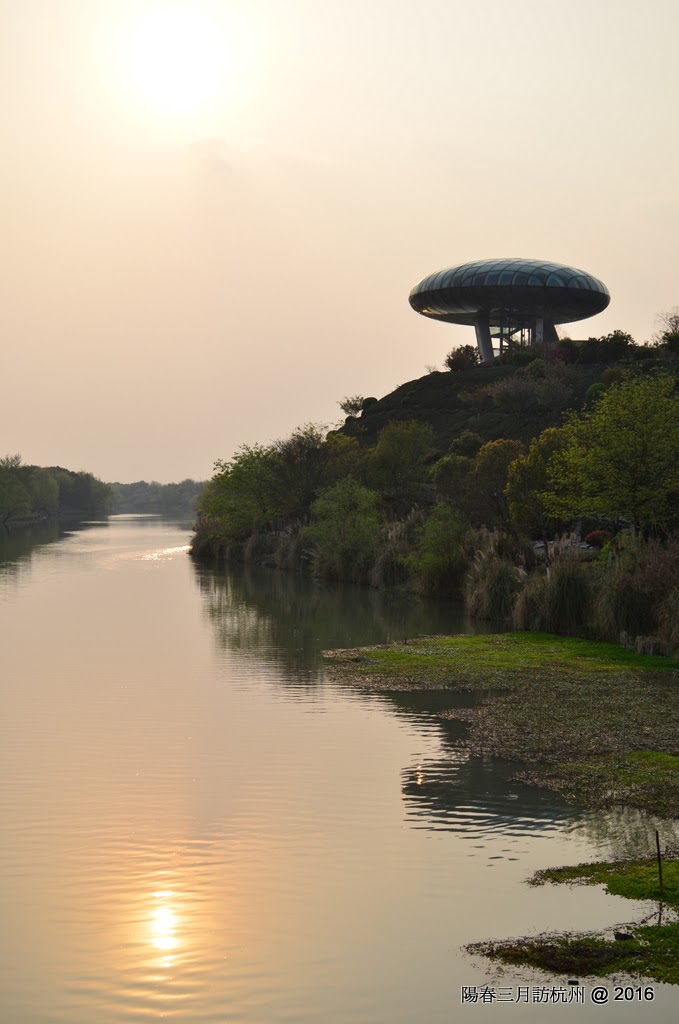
[340,363,604,451]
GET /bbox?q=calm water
[1,516,677,1022]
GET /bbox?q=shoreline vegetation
[190,327,679,981]
[0,455,112,527]
[469,858,679,984]
[0,458,206,527]
[322,632,679,817]
[108,479,205,517]
[323,630,679,983]
[191,334,679,660]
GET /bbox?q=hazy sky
[1,0,677,482]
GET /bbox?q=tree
[654,307,679,355]
[367,420,434,509]
[408,502,470,597]
[470,439,525,529]
[199,444,281,539]
[273,424,361,522]
[430,453,473,506]
[485,373,573,422]
[27,469,59,518]
[654,306,679,343]
[506,427,569,555]
[199,425,363,539]
[0,455,31,525]
[445,344,479,371]
[546,371,679,532]
[305,478,381,583]
[338,395,366,416]
[448,430,484,459]
[577,330,634,364]
[0,471,31,525]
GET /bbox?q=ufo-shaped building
[409,258,610,362]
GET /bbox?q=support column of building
[533,316,558,351]
[535,316,545,345]
[544,321,559,347]
[474,314,494,363]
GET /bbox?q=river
[0,515,676,1022]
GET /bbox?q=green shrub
[524,358,547,379]
[409,503,470,597]
[506,346,541,366]
[305,477,381,584]
[448,430,485,458]
[445,345,480,371]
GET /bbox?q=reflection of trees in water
[401,755,579,837]
[401,749,679,851]
[0,520,78,580]
[193,563,485,683]
[572,805,679,861]
[194,563,672,851]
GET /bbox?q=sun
[118,4,231,118]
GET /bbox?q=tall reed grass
[465,553,522,621]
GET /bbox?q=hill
[340,362,604,451]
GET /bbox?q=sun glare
[118,5,232,118]
[150,892,178,952]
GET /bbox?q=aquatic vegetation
[472,857,679,984]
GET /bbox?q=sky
[1,0,678,483]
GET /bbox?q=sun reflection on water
[150,890,178,956]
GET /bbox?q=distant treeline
[0,455,112,526]
[108,479,205,517]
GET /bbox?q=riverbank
[323,632,679,816]
[470,858,679,984]
[324,632,679,983]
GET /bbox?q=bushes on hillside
[305,478,381,584]
[445,345,479,371]
[408,503,470,597]
[194,365,679,660]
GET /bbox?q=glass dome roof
[409,258,610,326]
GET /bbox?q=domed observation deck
[409,258,610,362]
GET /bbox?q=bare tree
[338,395,365,416]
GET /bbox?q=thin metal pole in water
[656,830,664,897]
